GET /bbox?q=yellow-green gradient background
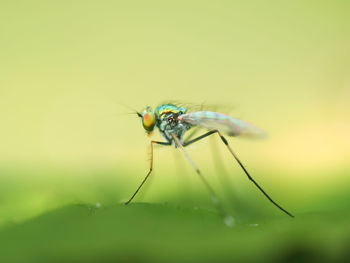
[0,1,350,262]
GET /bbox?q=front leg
[125,140,171,205]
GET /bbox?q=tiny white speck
[96,202,101,208]
[211,196,219,205]
[224,215,235,227]
[249,223,259,227]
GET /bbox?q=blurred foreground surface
[0,167,350,263]
[0,203,349,263]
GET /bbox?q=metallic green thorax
[153,104,191,144]
[155,104,187,120]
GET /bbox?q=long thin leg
[183,126,201,143]
[125,140,171,205]
[183,130,218,146]
[171,133,235,226]
[184,130,294,218]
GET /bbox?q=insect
[125,103,294,219]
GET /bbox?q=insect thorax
[155,104,191,144]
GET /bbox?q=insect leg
[125,140,171,205]
[183,130,294,218]
[183,126,201,143]
[171,133,235,226]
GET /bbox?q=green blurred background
[1,1,350,262]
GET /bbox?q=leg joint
[220,135,228,145]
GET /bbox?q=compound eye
[142,112,156,132]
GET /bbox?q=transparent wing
[178,111,266,138]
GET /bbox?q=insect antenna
[116,101,142,118]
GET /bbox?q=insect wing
[179,111,266,138]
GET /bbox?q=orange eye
[142,112,155,132]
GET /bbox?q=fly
[125,103,294,221]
